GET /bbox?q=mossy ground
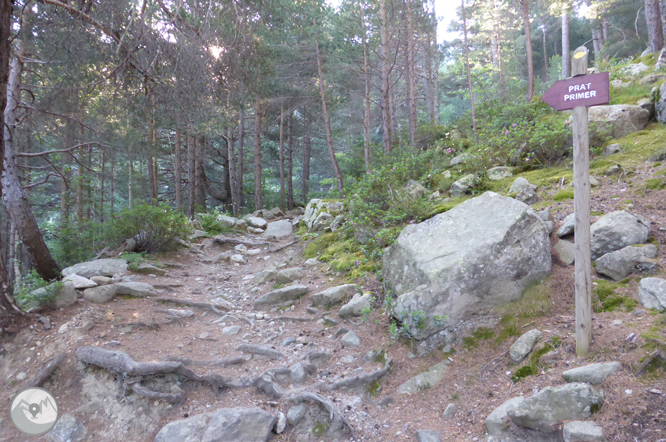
[594,278,637,312]
[493,280,552,319]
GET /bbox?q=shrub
[113,204,190,253]
[49,220,116,268]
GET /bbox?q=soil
[1,164,666,442]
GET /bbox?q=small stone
[416,430,442,442]
[234,244,248,254]
[274,412,287,434]
[554,240,576,265]
[199,332,210,339]
[341,355,355,363]
[509,329,542,363]
[167,309,194,318]
[58,324,69,334]
[340,330,361,349]
[378,396,394,408]
[222,326,241,335]
[231,254,245,264]
[605,164,623,176]
[562,361,622,385]
[563,421,605,442]
[282,337,296,347]
[625,389,633,395]
[246,248,262,256]
[48,413,87,442]
[16,372,27,381]
[81,320,94,331]
[287,404,307,425]
[443,403,456,418]
[303,258,319,267]
[612,319,622,326]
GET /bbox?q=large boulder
[310,284,361,308]
[590,211,649,260]
[655,81,666,123]
[486,397,561,442]
[247,216,267,229]
[63,274,97,289]
[83,285,118,304]
[506,383,604,431]
[216,214,246,230]
[262,220,293,239]
[584,105,649,140]
[637,277,666,311]
[594,244,657,281]
[62,259,128,278]
[303,199,344,231]
[487,166,513,181]
[383,192,551,339]
[154,407,277,442]
[25,281,77,312]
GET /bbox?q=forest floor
[1,157,666,442]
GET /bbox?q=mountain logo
[10,387,59,435]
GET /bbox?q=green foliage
[312,422,329,437]
[463,327,494,348]
[49,220,116,268]
[511,344,554,382]
[644,178,666,190]
[594,279,636,312]
[494,281,552,319]
[113,204,190,253]
[14,271,64,312]
[196,210,230,235]
[553,190,574,201]
[120,252,148,270]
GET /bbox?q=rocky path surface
[0,207,665,442]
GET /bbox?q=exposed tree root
[26,353,66,388]
[287,391,356,439]
[270,240,298,253]
[236,344,284,360]
[165,355,246,367]
[154,297,228,314]
[273,316,312,323]
[319,360,392,392]
[131,384,186,405]
[213,236,270,247]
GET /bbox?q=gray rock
[450,152,472,167]
[303,258,319,267]
[443,403,456,418]
[275,268,305,285]
[562,362,622,385]
[287,404,307,426]
[190,229,207,240]
[397,361,449,394]
[641,73,665,85]
[63,274,97,289]
[487,166,513,181]
[406,180,428,198]
[115,281,158,297]
[290,363,306,384]
[544,220,554,235]
[274,412,287,434]
[303,199,344,231]
[262,220,293,238]
[340,330,361,349]
[594,244,657,281]
[338,293,373,318]
[563,421,605,442]
[254,284,310,311]
[247,216,268,229]
[167,309,194,318]
[282,337,296,347]
[510,329,543,363]
[585,105,650,140]
[450,174,478,196]
[506,383,605,431]
[638,277,666,311]
[516,187,538,205]
[383,192,551,339]
[416,430,442,442]
[216,252,231,263]
[589,176,601,187]
[231,254,246,264]
[604,144,622,155]
[83,285,118,304]
[638,97,656,120]
[605,165,623,176]
[590,211,649,260]
[509,177,536,194]
[537,209,550,222]
[557,213,576,238]
[62,259,128,278]
[656,81,666,124]
[222,326,241,335]
[48,414,87,442]
[309,284,361,308]
[216,214,246,230]
[621,62,649,77]
[90,276,112,286]
[154,407,277,442]
[486,397,561,442]
[254,269,277,284]
[554,240,576,265]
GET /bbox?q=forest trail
[1,199,666,442]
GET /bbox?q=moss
[594,279,636,312]
[312,422,330,437]
[462,336,479,348]
[512,365,537,381]
[511,343,554,382]
[590,210,603,216]
[303,232,338,259]
[645,178,666,190]
[428,197,468,217]
[495,323,520,343]
[499,315,514,325]
[494,280,552,319]
[366,379,382,396]
[553,190,574,201]
[609,84,653,105]
[473,327,494,341]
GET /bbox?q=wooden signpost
[541,46,609,358]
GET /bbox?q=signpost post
[541,46,609,358]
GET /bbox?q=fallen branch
[319,360,392,392]
[270,240,298,253]
[635,349,666,376]
[155,297,228,314]
[131,384,186,405]
[25,353,66,388]
[287,391,356,439]
[273,316,312,323]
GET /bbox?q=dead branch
[25,353,66,388]
[16,142,109,158]
[270,240,298,253]
[635,349,666,376]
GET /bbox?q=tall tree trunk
[646,0,664,52]
[592,27,602,63]
[99,151,104,223]
[315,25,344,196]
[363,26,372,168]
[187,133,195,217]
[238,108,245,209]
[425,3,436,124]
[174,129,182,211]
[542,26,548,77]
[110,158,114,216]
[254,100,263,211]
[431,0,440,123]
[523,0,534,100]
[86,146,91,219]
[147,102,156,204]
[302,110,312,205]
[195,136,206,210]
[493,0,506,97]
[286,111,294,210]
[279,103,285,212]
[0,0,13,314]
[379,0,392,153]
[657,0,666,67]
[3,41,61,281]
[227,125,239,216]
[562,8,571,78]
[151,123,158,202]
[77,145,84,223]
[406,0,417,148]
[461,0,477,137]
[128,159,134,208]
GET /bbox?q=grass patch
[553,190,574,201]
[644,178,666,190]
[511,343,554,382]
[609,84,653,105]
[594,279,636,312]
[493,280,552,319]
[463,327,495,348]
[312,422,330,437]
[120,252,150,271]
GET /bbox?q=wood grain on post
[572,46,592,358]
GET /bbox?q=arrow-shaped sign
[541,72,610,111]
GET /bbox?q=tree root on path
[287,391,356,439]
[269,240,298,253]
[154,297,228,314]
[213,235,270,247]
[211,314,254,327]
[25,352,66,388]
[131,383,186,405]
[165,355,247,368]
[318,360,392,392]
[236,344,284,360]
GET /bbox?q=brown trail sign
[541,46,610,358]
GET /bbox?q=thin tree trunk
[314,24,344,196]
[77,144,83,223]
[238,108,245,209]
[86,146,91,220]
[128,159,134,208]
[254,100,263,211]
[562,8,571,78]
[493,0,506,96]
[646,0,664,52]
[279,103,285,212]
[302,111,312,205]
[3,42,61,281]
[110,158,114,217]
[195,136,206,210]
[406,0,417,148]
[147,99,156,204]
[227,126,238,215]
[592,27,602,62]
[523,0,534,100]
[542,26,548,77]
[99,151,104,223]
[174,129,182,211]
[461,0,477,137]
[363,25,372,168]
[379,0,392,153]
[286,111,294,210]
[152,124,158,202]
[187,133,195,217]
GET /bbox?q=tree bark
[110,157,114,216]
[406,0,417,148]
[254,100,263,211]
[128,158,134,208]
[302,111,312,205]
[147,98,156,204]
[562,8,571,78]
[542,26,548,77]
[3,41,61,281]
[279,103,285,212]
[646,0,664,53]
[187,133,195,217]
[493,0,506,96]
[286,111,294,210]
[379,0,392,153]
[195,136,206,210]
[174,129,182,211]
[523,0,534,100]
[314,25,344,196]
[227,125,239,216]
[592,27,602,63]
[99,151,104,223]
[461,0,477,137]
[238,108,245,209]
